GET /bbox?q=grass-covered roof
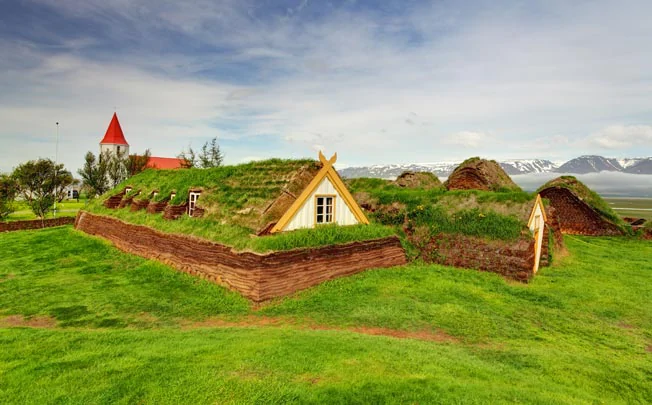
[394,171,442,189]
[348,177,537,242]
[98,158,322,231]
[85,159,396,252]
[444,157,521,192]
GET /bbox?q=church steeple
[100,113,129,146]
[99,113,129,157]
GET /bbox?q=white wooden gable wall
[284,176,359,231]
[529,202,545,273]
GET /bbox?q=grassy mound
[348,178,534,245]
[94,158,321,230]
[444,157,521,192]
[394,171,442,189]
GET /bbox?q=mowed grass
[1,227,651,404]
[5,200,87,221]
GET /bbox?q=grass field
[5,200,87,221]
[605,197,652,221]
[1,226,651,403]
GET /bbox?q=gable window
[188,191,201,216]
[315,195,334,224]
[533,214,541,231]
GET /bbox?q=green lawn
[1,227,651,404]
[5,200,87,221]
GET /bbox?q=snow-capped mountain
[623,158,652,174]
[338,156,652,179]
[339,162,459,179]
[499,160,558,175]
[618,158,644,169]
[339,159,557,179]
[555,155,623,174]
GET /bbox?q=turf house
[537,176,626,236]
[76,152,405,301]
[347,159,561,280]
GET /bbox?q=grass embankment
[1,226,651,403]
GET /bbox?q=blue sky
[1,0,651,173]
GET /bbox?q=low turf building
[537,176,626,236]
[76,152,405,301]
[348,162,561,280]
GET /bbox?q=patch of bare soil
[0,274,15,283]
[183,315,458,343]
[0,315,57,328]
[646,345,652,353]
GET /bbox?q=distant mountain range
[338,155,652,179]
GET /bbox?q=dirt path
[183,315,459,343]
[0,314,458,343]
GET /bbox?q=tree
[199,137,224,168]
[127,149,151,176]
[12,159,72,219]
[77,152,109,199]
[55,172,77,203]
[0,174,18,220]
[178,145,197,168]
[178,137,223,169]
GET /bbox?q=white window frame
[315,195,335,224]
[188,191,201,216]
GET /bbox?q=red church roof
[100,113,129,145]
[146,157,186,170]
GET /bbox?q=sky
[1,0,652,174]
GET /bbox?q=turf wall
[0,217,75,232]
[415,224,558,282]
[539,187,623,236]
[75,212,407,301]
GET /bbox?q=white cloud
[590,125,652,149]
[446,131,491,148]
[2,0,652,172]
